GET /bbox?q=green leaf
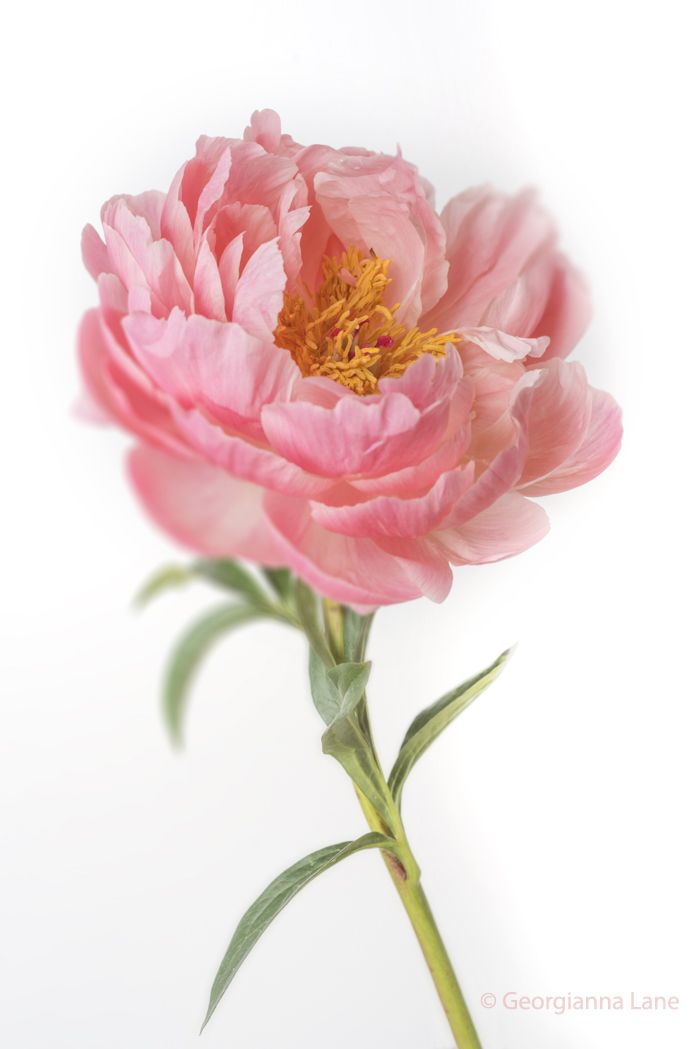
[342,608,374,662]
[322,709,395,829]
[133,564,192,607]
[202,832,395,1029]
[293,579,334,667]
[192,559,274,609]
[388,648,513,805]
[163,604,263,744]
[309,655,372,726]
[262,567,293,603]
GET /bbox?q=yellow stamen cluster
[274,246,459,395]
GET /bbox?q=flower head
[78,109,621,608]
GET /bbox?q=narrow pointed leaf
[192,559,274,609]
[202,832,396,1029]
[388,648,513,804]
[163,604,263,744]
[133,564,191,607]
[262,567,293,602]
[294,579,334,666]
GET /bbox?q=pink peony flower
[78,109,621,608]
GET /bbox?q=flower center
[274,247,459,395]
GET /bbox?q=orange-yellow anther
[274,247,459,395]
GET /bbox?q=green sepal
[388,647,513,805]
[163,604,264,745]
[202,832,396,1030]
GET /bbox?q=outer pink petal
[517,360,592,487]
[103,201,193,314]
[77,310,188,456]
[433,492,550,564]
[264,493,452,608]
[128,445,283,564]
[521,388,622,495]
[438,381,536,531]
[530,255,592,361]
[244,109,302,158]
[81,225,110,280]
[424,187,555,331]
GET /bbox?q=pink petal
[531,255,592,361]
[77,309,188,456]
[265,492,452,608]
[81,225,110,280]
[424,187,555,331]
[459,326,549,363]
[122,311,299,438]
[521,388,622,495]
[310,463,476,539]
[231,238,286,339]
[129,445,283,564]
[433,492,550,564]
[517,360,593,487]
[171,406,334,498]
[315,183,427,325]
[244,109,283,152]
[261,392,449,479]
[193,234,226,321]
[377,344,465,411]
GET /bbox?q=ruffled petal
[261,391,449,479]
[265,492,452,608]
[77,309,188,456]
[310,464,476,539]
[516,360,593,487]
[425,187,555,331]
[122,311,298,438]
[521,387,622,495]
[433,492,550,564]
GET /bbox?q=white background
[2,1,699,1047]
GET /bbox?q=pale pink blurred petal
[129,445,283,564]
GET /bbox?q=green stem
[356,787,482,1049]
[320,600,482,1049]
